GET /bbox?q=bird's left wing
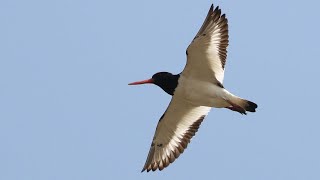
[141,96,211,172]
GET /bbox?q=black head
[129,72,180,95]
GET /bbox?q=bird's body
[129,4,258,172]
[176,75,229,107]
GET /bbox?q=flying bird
[129,4,257,172]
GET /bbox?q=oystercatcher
[129,4,257,172]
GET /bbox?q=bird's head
[128,72,179,95]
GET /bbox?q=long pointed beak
[128,78,154,85]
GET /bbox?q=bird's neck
[158,74,180,96]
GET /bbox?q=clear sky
[1,0,319,179]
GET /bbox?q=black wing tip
[141,168,151,173]
[141,166,156,173]
[210,5,221,18]
[209,4,220,13]
[210,4,214,10]
[246,101,258,112]
[211,4,226,17]
[141,166,150,172]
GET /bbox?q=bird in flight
[129,4,258,172]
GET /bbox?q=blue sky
[1,0,320,179]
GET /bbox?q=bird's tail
[237,98,257,112]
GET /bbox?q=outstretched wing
[184,4,229,85]
[141,96,211,172]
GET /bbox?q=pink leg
[225,100,246,115]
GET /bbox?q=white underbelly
[174,76,230,108]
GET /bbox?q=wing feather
[184,4,229,84]
[141,96,211,172]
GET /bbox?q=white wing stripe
[184,5,228,84]
[141,96,211,172]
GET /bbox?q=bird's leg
[226,106,246,115]
[225,100,247,115]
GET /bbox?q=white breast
[174,75,229,108]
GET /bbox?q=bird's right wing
[184,4,229,85]
[141,96,211,172]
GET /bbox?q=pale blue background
[1,0,319,179]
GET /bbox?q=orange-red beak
[128,78,154,85]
